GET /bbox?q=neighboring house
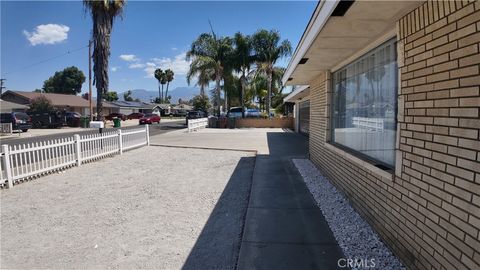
[172,104,193,115]
[283,1,479,269]
[0,99,29,113]
[156,103,172,116]
[0,91,117,115]
[284,85,310,135]
[107,101,161,115]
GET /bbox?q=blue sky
[1,1,316,95]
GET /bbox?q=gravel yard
[293,159,404,270]
[1,146,254,269]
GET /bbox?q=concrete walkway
[237,132,344,269]
[152,128,344,269]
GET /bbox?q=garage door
[298,100,310,135]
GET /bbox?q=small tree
[104,91,119,101]
[43,66,86,95]
[192,94,211,113]
[30,96,54,112]
[123,90,134,101]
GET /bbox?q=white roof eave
[282,0,340,86]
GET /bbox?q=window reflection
[332,38,397,168]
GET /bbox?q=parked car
[65,111,82,127]
[245,108,261,118]
[186,111,207,124]
[105,113,127,121]
[227,107,243,118]
[139,113,161,124]
[127,112,145,120]
[0,112,32,132]
[28,110,64,128]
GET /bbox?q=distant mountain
[121,87,200,103]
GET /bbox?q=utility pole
[88,40,93,121]
[0,78,5,96]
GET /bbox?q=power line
[3,44,89,76]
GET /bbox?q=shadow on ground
[182,156,255,270]
[182,131,344,270]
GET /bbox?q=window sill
[324,143,394,181]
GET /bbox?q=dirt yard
[0,146,254,269]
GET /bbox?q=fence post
[74,134,81,166]
[118,129,123,155]
[145,124,150,146]
[2,145,13,188]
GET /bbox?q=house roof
[0,99,29,112]
[172,104,193,110]
[282,0,419,86]
[2,91,117,108]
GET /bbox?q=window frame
[329,37,398,171]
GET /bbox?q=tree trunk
[92,8,112,121]
[224,88,228,112]
[215,75,221,117]
[165,82,170,103]
[200,85,205,96]
[240,73,246,118]
[266,69,272,118]
[158,82,163,103]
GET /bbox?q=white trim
[284,85,309,103]
[282,0,340,85]
[330,28,397,73]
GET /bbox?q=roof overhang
[284,85,310,103]
[283,0,421,86]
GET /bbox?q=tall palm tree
[187,33,232,116]
[83,0,125,120]
[154,68,164,102]
[164,69,174,102]
[252,29,291,117]
[233,32,255,118]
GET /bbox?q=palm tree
[233,32,255,118]
[187,33,232,116]
[164,69,174,102]
[154,68,164,102]
[186,61,213,97]
[83,0,125,120]
[160,73,167,101]
[252,29,292,117]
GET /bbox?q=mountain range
[120,87,200,103]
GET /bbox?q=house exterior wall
[308,1,480,269]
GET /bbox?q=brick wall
[308,1,480,269]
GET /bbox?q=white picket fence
[0,125,149,189]
[352,117,384,132]
[1,123,13,134]
[188,118,208,132]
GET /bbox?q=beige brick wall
[308,1,480,269]
[235,117,293,128]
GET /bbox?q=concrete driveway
[0,146,254,269]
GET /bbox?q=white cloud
[129,63,145,69]
[111,66,120,72]
[171,47,178,51]
[119,54,138,62]
[23,24,69,46]
[150,52,191,76]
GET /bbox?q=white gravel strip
[293,159,404,270]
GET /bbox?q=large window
[331,38,397,168]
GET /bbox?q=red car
[127,112,145,120]
[139,113,160,124]
[105,113,127,121]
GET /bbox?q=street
[1,120,185,147]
